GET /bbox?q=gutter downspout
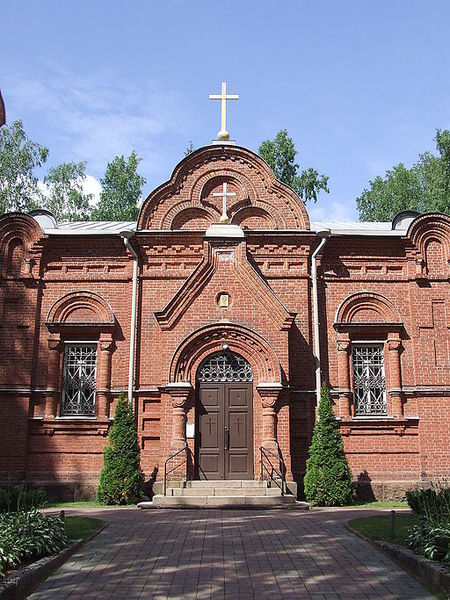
[120,230,139,404]
[311,228,330,413]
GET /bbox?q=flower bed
[0,510,67,580]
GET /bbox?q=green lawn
[64,516,104,540]
[348,513,418,546]
[349,500,409,509]
[48,500,137,509]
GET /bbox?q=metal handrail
[163,446,190,497]
[259,446,286,496]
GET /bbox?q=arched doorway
[196,352,254,480]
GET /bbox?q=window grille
[62,345,97,416]
[197,352,253,383]
[352,345,386,415]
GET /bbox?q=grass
[48,500,136,509]
[349,500,409,509]
[64,516,104,541]
[348,513,418,546]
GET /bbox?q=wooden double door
[196,382,253,480]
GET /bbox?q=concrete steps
[138,480,310,510]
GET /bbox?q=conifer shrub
[97,393,144,505]
[304,384,355,506]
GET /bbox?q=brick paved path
[30,508,434,599]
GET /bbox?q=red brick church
[0,96,449,501]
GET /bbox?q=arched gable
[335,291,403,326]
[169,323,282,386]
[46,290,115,328]
[137,145,310,231]
[407,213,450,278]
[0,212,43,247]
[0,213,44,278]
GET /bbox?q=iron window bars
[352,344,387,415]
[197,352,253,383]
[61,344,97,416]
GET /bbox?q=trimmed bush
[304,384,355,506]
[0,510,67,579]
[0,484,47,513]
[97,393,144,505]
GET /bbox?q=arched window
[197,352,253,383]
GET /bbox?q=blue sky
[2,1,450,221]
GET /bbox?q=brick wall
[0,149,448,500]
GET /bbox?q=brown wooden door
[197,383,253,480]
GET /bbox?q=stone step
[167,487,281,497]
[139,495,308,509]
[183,480,269,489]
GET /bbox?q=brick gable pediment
[154,236,296,332]
[137,145,310,231]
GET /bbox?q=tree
[258,129,329,203]
[303,384,355,506]
[43,161,92,222]
[357,129,450,221]
[97,394,144,505]
[92,151,146,221]
[0,120,48,214]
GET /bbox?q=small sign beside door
[186,422,195,439]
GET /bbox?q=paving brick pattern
[30,508,434,599]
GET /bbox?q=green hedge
[0,510,67,579]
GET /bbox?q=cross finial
[212,182,236,224]
[209,81,239,141]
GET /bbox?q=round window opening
[197,352,253,383]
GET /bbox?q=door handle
[224,426,229,450]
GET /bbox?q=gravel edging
[0,524,106,600]
[346,522,450,597]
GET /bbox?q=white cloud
[37,174,102,208]
[84,175,102,207]
[4,66,191,182]
[308,199,356,222]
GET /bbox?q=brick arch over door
[46,290,115,326]
[169,323,282,386]
[334,291,403,325]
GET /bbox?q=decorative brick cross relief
[419,300,449,367]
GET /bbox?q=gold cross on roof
[209,81,239,141]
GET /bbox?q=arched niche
[46,290,115,328]
[335,291,403,326]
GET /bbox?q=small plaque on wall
[186,422,195,439]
